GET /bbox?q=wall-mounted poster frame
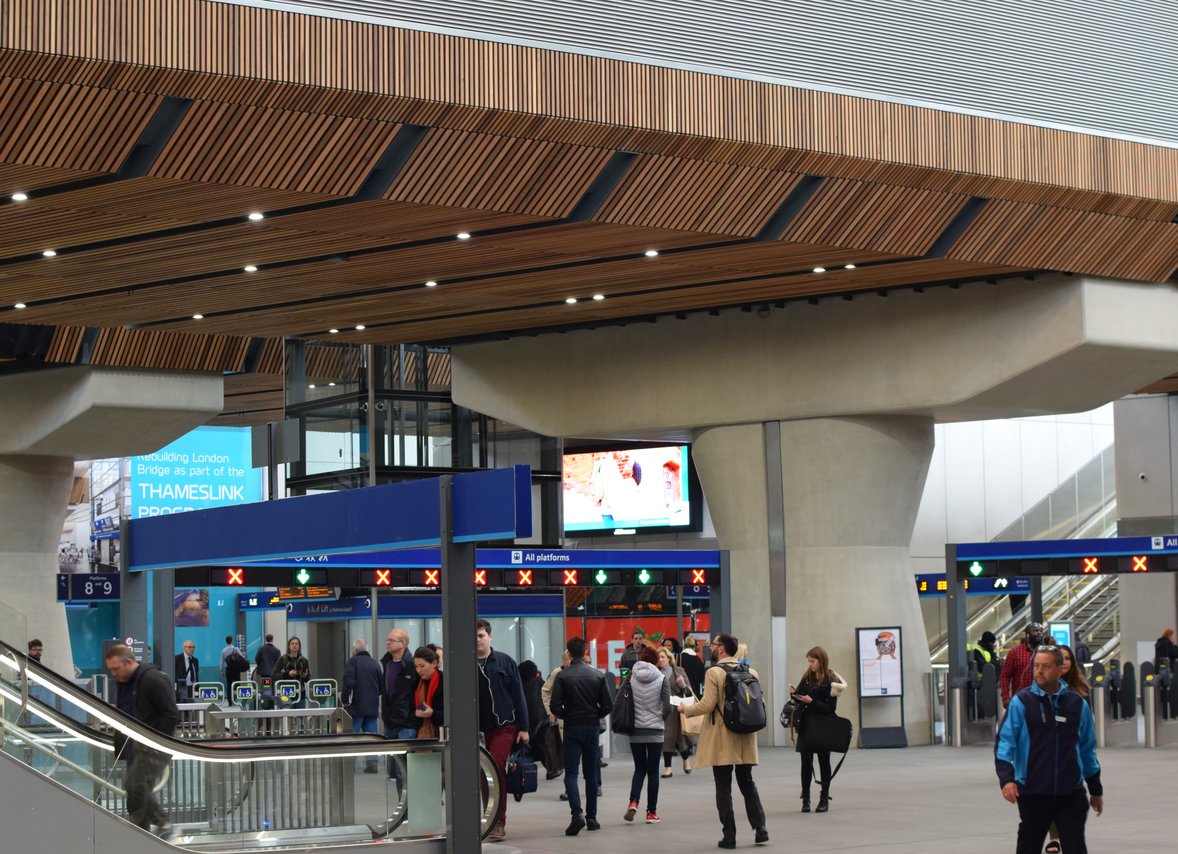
[855,625,908,748]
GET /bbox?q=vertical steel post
[440,477,480,852]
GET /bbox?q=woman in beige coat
[679,634,766,849]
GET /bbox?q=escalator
[0,641,503,853]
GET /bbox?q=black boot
[801,791,811,813]
[816,791,829,813]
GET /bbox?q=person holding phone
[412,646,443,739]
[789,646,847,814]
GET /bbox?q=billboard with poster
[857,626,903,697]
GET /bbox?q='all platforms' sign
[131,427,262,517]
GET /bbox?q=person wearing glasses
[678,633,768,849]
[995,644,1103,854]
[381,628,419,784]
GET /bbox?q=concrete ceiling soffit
[450,275,1178,436]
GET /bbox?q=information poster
[130,426,262,518]
[857,626,903,698]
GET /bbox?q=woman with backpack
[788,645,847,814]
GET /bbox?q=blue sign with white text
[130,426,262,519]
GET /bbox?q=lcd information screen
[563,445,696,535]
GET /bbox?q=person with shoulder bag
[789,645,847,814]
[623,645,672,823]
[656,646,697,775]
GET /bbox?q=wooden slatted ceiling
[254,337,284,375]
[46,324,85,362]
[313,260,1033,345]
[0,75,158,172]
[594,157,803,237]
[210,371,284,427]
[149,102,401,195]
[947,201,1178,282]
[5,1,1178,208]
[387,129,613,217]
[0,161,107,193]
[87,326,250,372]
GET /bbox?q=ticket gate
[1092,660,1139,747]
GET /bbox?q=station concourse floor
[474,742,1175,853]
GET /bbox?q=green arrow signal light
[595,569,608,585]
[637,569,652,585]
[296,568,311,585]
[968,561,984,578]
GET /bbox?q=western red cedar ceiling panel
[87,327,249,372]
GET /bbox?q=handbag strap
[810,747,849,785]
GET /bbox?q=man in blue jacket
[995,645,1104,854]
[476,619,529,843]
[342,638,384,773]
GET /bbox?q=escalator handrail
[1,642,419,762]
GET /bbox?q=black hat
[980,631,996,645]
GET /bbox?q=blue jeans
[352,714,379,767]
[563,723,600,819]
[385,725,417,781]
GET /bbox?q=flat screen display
[562,444,699,535]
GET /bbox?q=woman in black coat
[788,645,847,814]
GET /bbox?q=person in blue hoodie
[995,645,1104,854]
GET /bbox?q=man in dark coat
[255,633,281,709]
[381,627,418,783]
[174,639,198,702]
[106,643,179,839]
[343,638,384,772]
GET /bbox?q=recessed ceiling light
[11,192,28,202]
[565,297,578,304]
[844,264,857,270]
[425,280,438,288]
[812,267,826,273]
[329,328,339,334]
[308,384,316,389]
[14,302,27,309]
[592,294,605,301]
[42,249,57,258]
[355,324,366,331]
[328,382,336,387]
[192,314,203,320]
[247,212,265,222]
[644,249,659,257]
[456,232,471,240]
[244,264,258,273]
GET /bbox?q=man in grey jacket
[551,636,613,836]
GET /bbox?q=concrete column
[695,416,935,745]
[0,454,76,676]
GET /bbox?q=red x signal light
[691,568,707,585]
[226,568,244,586]
[1082,557,1099,574]
[517,569,533,586]
[375,569,391,586]
[1132,555,1148,572]
[424,569,440,586]
[474,570,487,586]
[562,569,579,586]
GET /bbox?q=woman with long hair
[789,645,847,814]
[625,646,671,824]
[655,646,695,775]
[412,646,444,739]
[275,636,311,709]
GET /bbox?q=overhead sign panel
[128,466,531,571]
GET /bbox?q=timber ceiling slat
[0,76,159,172]
[88,327,250,372]
[148,101,400,196]
[318,260,1031,344]
[0,161,103,193]
[385,129,611,217]
[255,337,284,376]
[45,324,84,362]
[7,0,1178,207]
[780,180,968,256]
[594,156,803,236]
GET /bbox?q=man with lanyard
[105,643,179,839]
[381,627,418,785]
[1000,623,1045,709]
[996,644,1103,853]
[476,619,529,843]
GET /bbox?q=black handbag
[611,676,636,734]
[798,712,853,782]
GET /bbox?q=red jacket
[999,642,1033,706]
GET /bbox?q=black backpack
[718,663,766,734]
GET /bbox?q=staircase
[930,445,1121,662]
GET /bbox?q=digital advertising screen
[857,626,903,698]
[562,444,698,535]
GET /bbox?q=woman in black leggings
[789,646,847,813]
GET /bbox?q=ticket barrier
[231,680,256,710]
[948,663,999,746]
[307,678,338,709]
[1092,667,1139,748]
[1143,666,1178,748]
